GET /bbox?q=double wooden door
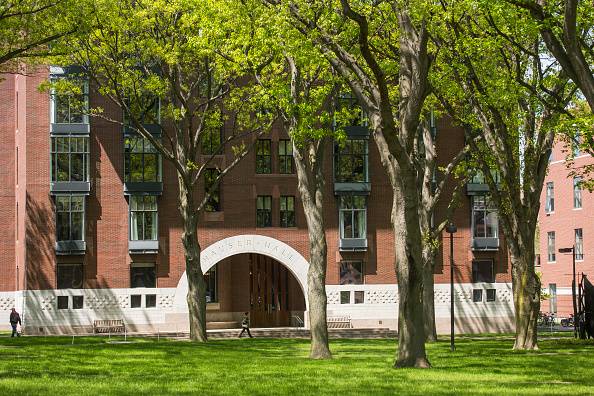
[249,254,291,327]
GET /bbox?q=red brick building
[0,68,514,334]
[539,138,594,318]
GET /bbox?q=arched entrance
[174,235,309,327]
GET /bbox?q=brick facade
[0,70,514,332]
[539,139,594,317]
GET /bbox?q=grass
[1,335,594,395]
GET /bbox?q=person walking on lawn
[9,308,21,337]
[238,312,253,338]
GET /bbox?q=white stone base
[0,282,515,335]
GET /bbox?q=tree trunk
[392,186,431,368]
[293,140,332,359]
[422,248,438,342]
[178,176,207,342]
[511,250,540,350]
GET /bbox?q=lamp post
[559,246,577,338]
[446,223,457,352]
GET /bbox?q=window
[471,195,498,239]
[340,261,364,285]
[472,289,483,302]
[573,130,581,157]
[51,136,89,182]
[57,296,69,310]
[72,296,84,309]
[145,294,157,308]
[335,92,368,127]
[472,260,494,283]
[124,136,161,182]
[131,295,142,308]
[470,170,500,184]
[354,291,365,304]
[201,127,222,155]
[256,196,272,227]
[205,267,217,303]
[486,289,496,302]
[124,96,159,126]
[547,231,556,262]
[549,283,557,314]
[52,79,88,124]
[334,139,368,183]
[204,169,221,212]
[575,228,584,261]
[130,196,158,241]
[256,139,272,174]
[339,196,366,239]
[130,263,156,288]
[340,291,350,304]
[56,195,85,242]
[57,264,83,289]
[545,182,554,213]
[278,139,294,174]
[574,177,582,209]
[280,196,295,227]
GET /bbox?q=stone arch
[174,235,309,310]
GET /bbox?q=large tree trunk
[293,140,332,359]
[178,176,207,342]
[422,247,438,342]
[392,185,431,368]
[511,249,540,350]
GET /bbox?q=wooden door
[249,254,291,327]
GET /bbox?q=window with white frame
[51,136,89,182]
[547,231,556,262]
[573,130,581,157]
[130,196,158,241]
[575,228,584,260]
[52,79,88,124]
[545,182,554,213]
[574,177,582,209]
[56,195,85,242]
[471,195,498,239]
[339,196,366,239]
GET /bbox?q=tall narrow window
[56,195,85,242]
[547,231,556,262]
[204,169,221,212]
[201,127,222,155]
[334,139,368,182]
[471,196,498,239]
[256,196,272,227]
[574,177,582,209]
[124,136,161,182]
[545,182,554,213]
[340,261,364,285]
[130,196,158,241]
[256,139,272,174]
[339,196,367,239]
[280,196,295,227]
[52,79,88,124]
[575,228,584,260]
[549,283,557,313]
[573,130,581,157]
[278,139,294,174]
[205,267,217,303]
[51,136,89,182]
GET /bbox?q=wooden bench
[327,315,352,329]
[93,319,126,334]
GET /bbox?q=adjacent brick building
[0,68,515,334]
[539,138,594,318]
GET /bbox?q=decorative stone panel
[326,291,340,305]
[365,290,397,304]
[158,294,175,309]
[0,296,15,311]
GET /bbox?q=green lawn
[0,335,593,395]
